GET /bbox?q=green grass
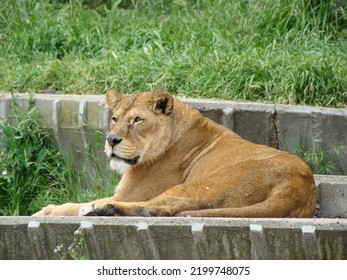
[0,0,346,107]
[0,97,116,216]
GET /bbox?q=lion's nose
[107,134,122,146]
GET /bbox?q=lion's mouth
[111,153,139,165]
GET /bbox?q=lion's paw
[79,203,118,216]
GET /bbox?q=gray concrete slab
[0,216,346,260]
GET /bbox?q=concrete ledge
[0,216,346,260]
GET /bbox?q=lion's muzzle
[107,134,123,146]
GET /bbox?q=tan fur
[34,90,317,218]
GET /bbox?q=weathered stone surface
[0,217,346,260]
[315,175,347,218]
[1,93,345,173]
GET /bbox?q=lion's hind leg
[176,180,317,218]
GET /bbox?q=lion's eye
[133,116,143,124]
[111,116,118,124]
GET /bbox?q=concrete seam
[136,223,159,260]
[249,224,270,260]
[312,112,323,149]
[78,100,88,149]
[191,223,209,260]
[27,220,47,259]
[301,225,321,260]
[103,104,110,133]
[52,100,61,141]
[221,108,234,130]
[79,221,102,260]
[271,110,280,149]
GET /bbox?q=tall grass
[0,97,116,216]
[0,0,346,107]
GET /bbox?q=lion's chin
[110,158,132,175]
[111,153,139,165]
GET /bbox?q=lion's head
[105,90,174,174]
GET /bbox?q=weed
[294,145,346,175]
[54,228,90,260]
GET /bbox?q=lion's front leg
[33,203,86,216]
[33,195,123,216]
[80,181,212,217]
[80,193,191,217]
[80,200,158,217]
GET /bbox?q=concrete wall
[1,92,346,175]
[0,216,346,260]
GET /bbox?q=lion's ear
[106,90,123,109]
[151,89,173,115]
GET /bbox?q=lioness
[34,90,317,217]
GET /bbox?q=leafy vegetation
[294,145,346,175]
[0,97,116,216]
[0,0,346,107]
